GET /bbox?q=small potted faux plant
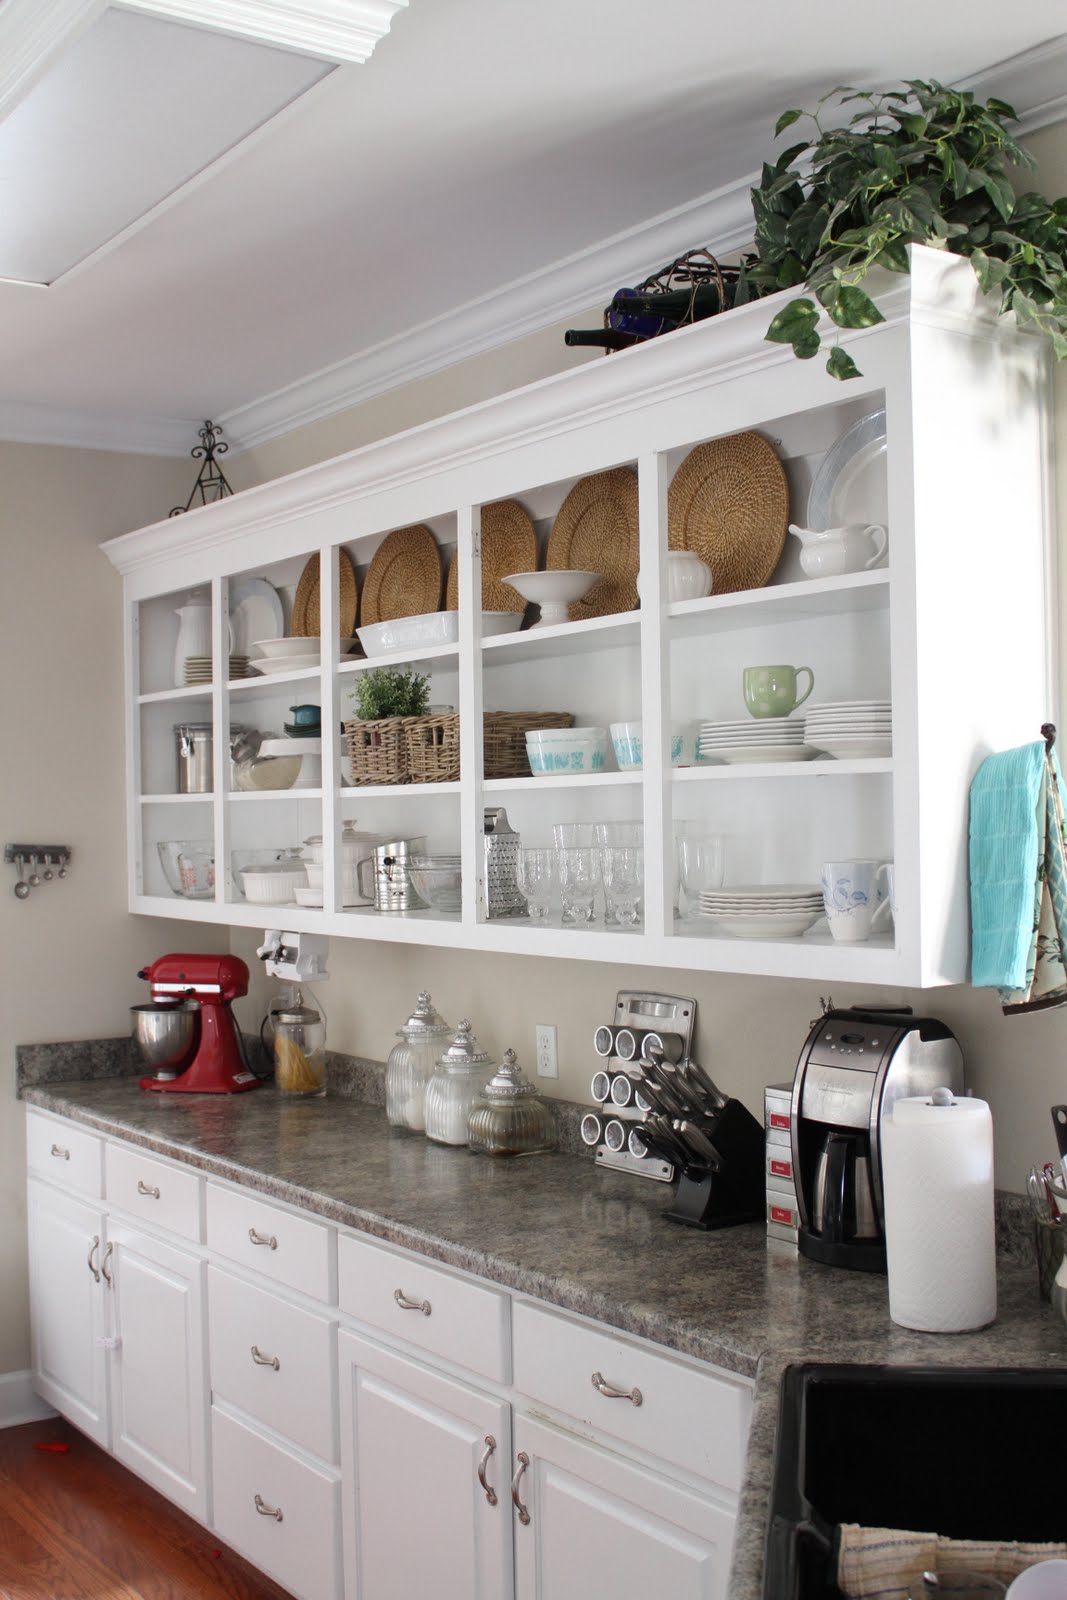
[344,667,430,785]
[737,79,1067,379]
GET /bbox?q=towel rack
[1042,723,1057,754]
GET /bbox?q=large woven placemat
[545,467,639,620]
[667,432,789,593]
[445,499,537,612]
[361,525,442,625]
[292,549,358,637]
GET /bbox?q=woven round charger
[667,432,789,593]
[545,467,639,620]
[445,499,537,612]
[291,549,358,637]
[361,525,442,626]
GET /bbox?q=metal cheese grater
[483,808,528,919]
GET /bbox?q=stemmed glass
[594,822,643,923]
[600,845,644,927]
[556,846,600,925]
[515,848,557,923]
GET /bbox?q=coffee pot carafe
[810,1130,878,1244]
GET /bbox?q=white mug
[820,860,892,943]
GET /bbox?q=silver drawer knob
[50,1144,70,1161]
[254,1493,283,1522]
[137,1180,161,1199]
[248,1227,278,1250]
[394,1288,431,1316]
[251,1345,280,1371]
[591,1370,642,1406]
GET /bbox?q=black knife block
[664,1097,766,1230]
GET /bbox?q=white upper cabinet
[103,247,1054,987]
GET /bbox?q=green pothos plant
[734,79,1067,379]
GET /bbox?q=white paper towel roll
[881,1090,996,1332]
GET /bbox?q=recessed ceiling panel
[0,7,330,284]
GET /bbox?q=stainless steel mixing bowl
[130,1002,199,1079]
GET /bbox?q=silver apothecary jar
[424,1019,496,1146]
[468,1049,557,1156]
[385,991,452,1132]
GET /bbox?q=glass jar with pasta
[268,996,327,1097]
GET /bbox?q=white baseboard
[0,1370,56,1427]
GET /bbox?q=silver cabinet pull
[51,1144,70,1161]
[254,1493,283,1522]
[136,1180,161,1199]
[87,1235,100,1283]
[510,1451,530,1525]
[101,1242,114,1287]
[477,1435,498,1506]
[393,1288,431,1316]
[251,1345,280,1371]
[591,1370,642,1407]
[248,1227,278,1250]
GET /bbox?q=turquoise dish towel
[970,740,1067,1010]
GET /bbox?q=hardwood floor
[0,1417,293,1600]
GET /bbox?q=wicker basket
[484,711,574,778]
[344,717,410,785]
[406,713,461,783]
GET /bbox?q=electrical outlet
[535,1023,558,1078]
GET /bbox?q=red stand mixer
[137,953,259,1094]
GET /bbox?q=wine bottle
[564,328,643,351]
[608,282,732,335]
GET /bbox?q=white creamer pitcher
[788,522,888,579]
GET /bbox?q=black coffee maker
[791,1005,964,1272]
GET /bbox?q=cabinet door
[107,1219,209,1522]
[513,1414,735,1600]
[338,1328,512,1600]
[26,1178,108,1445]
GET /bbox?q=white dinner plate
[699,911,823,938]
[809,736,893,758]
[699,745,819,764]
[249,655,321,676]
[229,577,285,657]
[807,409,888,535]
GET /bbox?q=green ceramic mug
[742,664,815,718]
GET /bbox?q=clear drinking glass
[600,845,644,927]
[516,847,557,924]
[556,846,600,925]
[552,822,595,848]
[593,823,643,922]
[678,833,726,918]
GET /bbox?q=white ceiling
[1,0,1065,455]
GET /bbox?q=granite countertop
[21,1078,1067,1599]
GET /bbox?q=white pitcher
[173,599,232,687]
[788,522,888,579]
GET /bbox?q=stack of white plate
[698,718,816,764]
[698,883,824,939]
[804,700,892,759]
[184,655,250,684]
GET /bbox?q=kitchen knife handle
[1052,1106,1067,1188]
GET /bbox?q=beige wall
[232,117,1067,1202]
[0,443,223,1373]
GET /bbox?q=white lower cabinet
[337,1327,513,1600]
[212,1404,342,1600]
[512,1413,733,1600]
[27,1177,109,1446]
[106,1218,208,1522]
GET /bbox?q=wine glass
[515,847,557,924]
[600,845,644,927]
[556,846,600,925]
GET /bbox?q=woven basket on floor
[406,713,461,783]
[344,717,410,785]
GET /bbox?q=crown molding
[121,0,408,65]
[959,34,1067,135]
[0,402,196,456]
[219,176,758,450]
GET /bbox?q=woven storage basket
[344,717,410,785]
[406,713,461,783]
[484,711,574,778]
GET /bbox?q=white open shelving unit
[104,246,1055,987]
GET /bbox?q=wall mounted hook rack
[5,845,72,900]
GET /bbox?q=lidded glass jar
[468,1049,557,1157]
[385,991,452,1132]
[271,999,327,1097]
[424,1019,496,1146]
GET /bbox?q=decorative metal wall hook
[1042,722,1057,754]
[5,845,71,900]
[170,421,234,516]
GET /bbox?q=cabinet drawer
[512,1300,752,1493]
[105,1143,202,1243]
[26,1112,102,1198]
[337,1231,509,1384]
[209,1267,336,1463]
[206,1183,333,1303]
[211,1406,341,1600]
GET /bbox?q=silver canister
[483,808,527,919]
[358,837,429,912]
[175,722,213,793]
